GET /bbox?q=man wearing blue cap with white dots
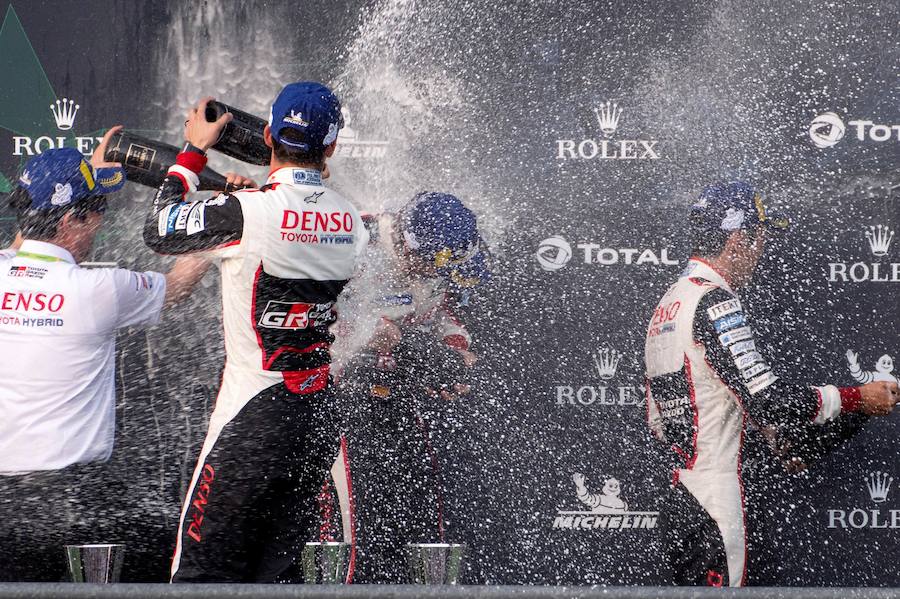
[643,181,898,587]
[334,191,489,582]
[144,83,368,583]
[0,131,208,581]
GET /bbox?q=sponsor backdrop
[0,0,898,586]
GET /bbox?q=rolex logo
[866,471,893,503]
[865,225,894,257]
[594,100,622,137]
[50,98,79,131]
[592,347,622,381]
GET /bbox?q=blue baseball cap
[268,82,343,153]
[691,181,789,233]
[17,148,125,211]
[400,192,491,289]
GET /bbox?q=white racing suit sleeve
[111,269,167,328]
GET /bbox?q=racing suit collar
[684,257,733,293]
[17,240,76,264]
[266,167,323,187]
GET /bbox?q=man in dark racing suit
[332,192,489,582]
[643,181,899,587]
[142,83,368,583]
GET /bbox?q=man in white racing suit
[644,181,899,587]
[143,83,367,583]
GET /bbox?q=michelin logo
[552,472,658,531]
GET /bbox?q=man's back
[0,240,164,473]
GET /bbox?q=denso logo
[0,291,64,312]
[281,210,354,233]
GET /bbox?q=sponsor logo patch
[746,371,778,395]
[713,313,746,333]
[707,298,742,320]
[718,326,754,347]
[729,339,756,357]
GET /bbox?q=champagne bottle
[104,131,228,191]
[205,101,270,165]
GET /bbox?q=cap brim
[762,209,790,231]
[92,166,126,194]
[440,250,490,289]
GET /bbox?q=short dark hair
[9,187,105,241]
[689,213,759,258]
[271,127,325,165]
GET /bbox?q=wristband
[182,142,207,156]
[175,150,208,175]
[839,386,862,413]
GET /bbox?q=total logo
[334,107,389,159]
[809,112,900,149]
[556,100,660,160]
[828,224,899,283]
[827,471,899,530]
[555,347,645,407]
[536,236,678,272]
[12,97,104,157]
[552,472,658,531]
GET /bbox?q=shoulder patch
[707,298,742,320]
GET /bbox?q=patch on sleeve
[746,371,778,395]
[174,204,192,230]
[707,298,742,320]
[131,272,154,291]
[718,326,754,347]
[734,350,763,370]
[741,362,770,381]
[713,312,746,333]
[729,339,756,357]
[158,204,178,236]
[186,202,206,236]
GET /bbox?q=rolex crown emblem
[592,347,622,381]
[50,98,79,131]
[593,100,622,138]
[865,225,894,257]
[866,471,893,503]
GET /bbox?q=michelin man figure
[846,350,898,385]
[572,472,628,513]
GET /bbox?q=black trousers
[658,482,734,587]
[342,393,445,584]
[172,383,339,583]
[0,462,115,582]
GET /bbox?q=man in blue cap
[642,181,898,587]
[332,191,489,582]
[0,132,208,581]
[144,83,368,583]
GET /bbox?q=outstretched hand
[91,125,123,169]
[859,381,899,416]
[184,96,232,151]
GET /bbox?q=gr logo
[258,301,313,329]
[536,236,573,271]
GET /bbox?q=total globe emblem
[536,235,678,271]
[12,96,105,157]
[809,111,900,148]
